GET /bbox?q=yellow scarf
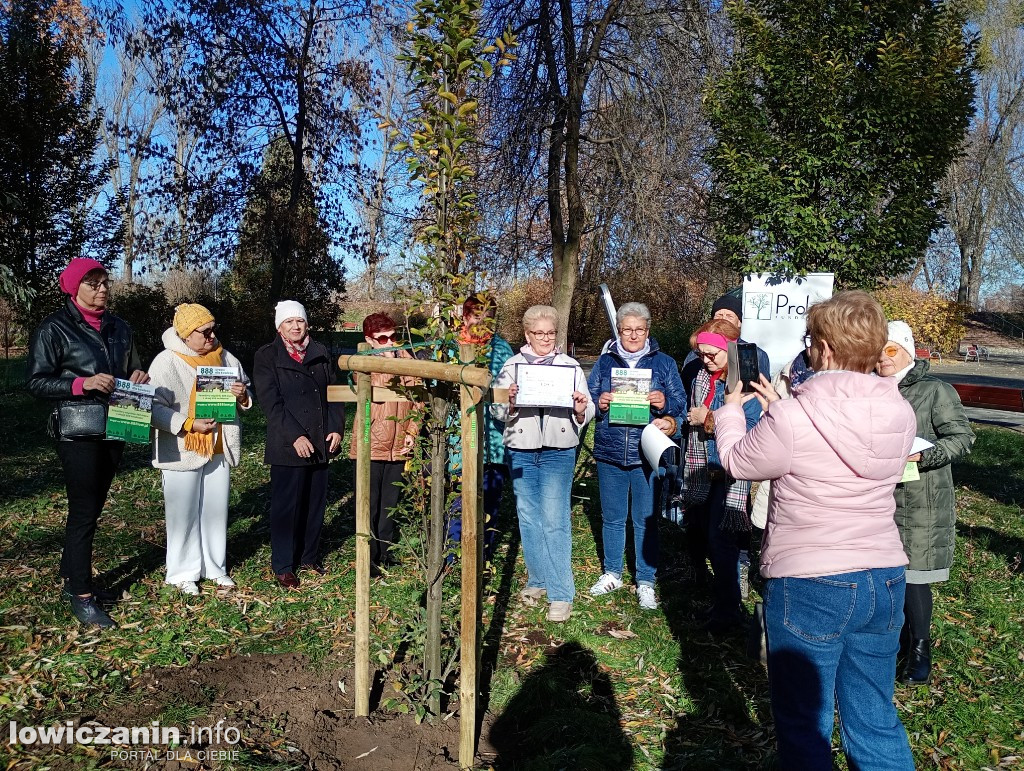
[174,345,226,458]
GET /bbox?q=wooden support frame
[353,343,372,717]
[331,345,505,769]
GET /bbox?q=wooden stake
[337,353,492,388]
[458,343,484,769]
[354,343,372,717]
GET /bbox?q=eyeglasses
[694,349,722,361]
[528,330,557,339]
[82,279,110,291]
[372,332,397,343]
[619,327,648,337]
[882,344,902,358]
[802,333,813,349]
[193,324,219,339]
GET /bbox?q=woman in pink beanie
[26,259,149,629]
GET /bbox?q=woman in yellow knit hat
[148,304,252,595]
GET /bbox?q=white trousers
[162,456,230,584]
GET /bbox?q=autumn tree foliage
[874,281,968,353]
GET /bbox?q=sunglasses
[882,344,902,358]
[694,349,722,361]
[193,324,219,339]
[372,332,397,343]
[82,279,111,291]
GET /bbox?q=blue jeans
[763,567,914,770]
[508,448,576,603]
[447,463,510,561]
[596,459,658,586]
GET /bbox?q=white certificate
[514,364,576,409]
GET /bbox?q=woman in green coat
[877,321,975,685]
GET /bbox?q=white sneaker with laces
[589,572,624,596]
[213,575,236,588]
[176,580,199,596]
[637,585,658,610]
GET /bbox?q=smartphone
[736,343,760,393]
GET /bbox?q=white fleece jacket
[149,327,253,471]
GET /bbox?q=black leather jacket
[27,299,141,401]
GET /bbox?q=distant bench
[952,383,1024,413]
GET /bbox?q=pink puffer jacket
[714,370,915,579]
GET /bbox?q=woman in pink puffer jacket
[714,291,917,771]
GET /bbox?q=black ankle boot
[901,639,931,684]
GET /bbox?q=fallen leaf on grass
[607,629,637,640]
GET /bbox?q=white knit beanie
[887,320,916,361]
[275,300,308,329]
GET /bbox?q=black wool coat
[252,336,345,466]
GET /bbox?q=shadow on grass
[658,521,775,770]
[487,641,634,770]
[956,523,1024,574]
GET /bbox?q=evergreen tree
[705,0,976,285]
[0,0,116,319]
[226,137,344,334]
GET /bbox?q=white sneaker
[212,575,235,588]
[637,585,658,610]
[547,601,573,622]
[176,580,199,596]
[519,587,547,606]
[589,572,624,596]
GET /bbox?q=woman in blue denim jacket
[587,302,685,611]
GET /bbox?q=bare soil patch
[51,653,467,770]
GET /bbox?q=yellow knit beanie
[174,303,215,338]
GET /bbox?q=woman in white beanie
[150,303,253,595]
[877,320,974,685]
[252,301,345,589]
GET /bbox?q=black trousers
[370,460,403,566]
[56,440,125,595]
[270,464,328,574]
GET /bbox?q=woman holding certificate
[150,303,252,595]
[587,302,685,611]
[490,305,594,622]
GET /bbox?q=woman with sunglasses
[149,304,252,595]
[587,302,685,611]
[27,258,148,628]
[876,321,974,685]
[681,318,762,633]
[253,301,345,589]
[348,312,421,576]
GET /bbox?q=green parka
[894,359,975,582]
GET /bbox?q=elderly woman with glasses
[149,304,253,595]
[587,302,685,611]
[876,321,974,686]
[348,312,421,576]
[715,291,918,769]
[682,318,763,633]
[491,305,594,622]
[27,259,148,628]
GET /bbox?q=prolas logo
[774,294,811,318]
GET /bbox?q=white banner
[741,273,835,378]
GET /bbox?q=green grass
[1,360,1022,769]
